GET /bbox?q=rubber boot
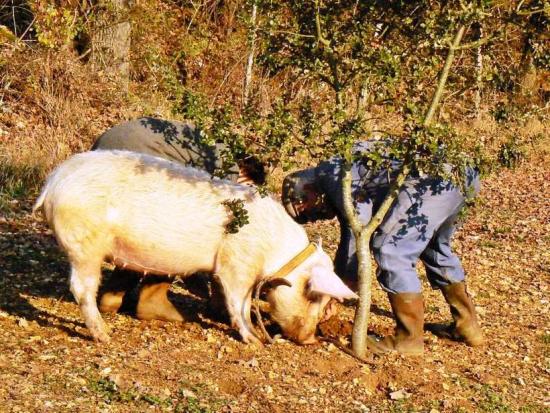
[368,293,424,355]
[440,282,485,347]
[135,276,184,322]
[99,269,140,313]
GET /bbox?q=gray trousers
[335,173,478,294]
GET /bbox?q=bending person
[281,141,484,355]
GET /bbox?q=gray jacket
[92,117,240,181]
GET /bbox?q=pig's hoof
[242,332,264,348]
[90,323,111,343]
[92,330,111,343]
[300,336,318,345]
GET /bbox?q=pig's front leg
[218,280,262,345]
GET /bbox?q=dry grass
[1,6,548,198]
[0,47,174,196]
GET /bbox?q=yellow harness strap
[268,242,317,278]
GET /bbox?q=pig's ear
[308,266,358,301]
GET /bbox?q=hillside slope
[0,156,548,412]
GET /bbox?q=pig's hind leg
[69,258,110,342]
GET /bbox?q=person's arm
[334,218,358,286]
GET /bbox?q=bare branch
[243,2,258,106]
[314,0,330,47]
[424,25,466,127]
[454,34,498,50]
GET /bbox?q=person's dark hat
[236,155,266,185]
[281,168,318,219]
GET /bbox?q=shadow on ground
[0,211,237,341]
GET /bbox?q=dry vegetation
[1,0,549,412]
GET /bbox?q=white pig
[33,150,357,344]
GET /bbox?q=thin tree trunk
[349,165,409,359]
[91,0,131,92]
[518,33,538,96]
[423,25,465,127]
[356,79,370,120]
[349,25,466,358]
[243,2,258,107]
[474,23,483,118]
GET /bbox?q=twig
[319,337,375,365]
[185,1,203,34]
[11,0,17,38]
[210,54,247,106]
[18,15,36,43]
[424,25,466,127]
[243,1,258,106]
[76,48,92,61]
[258,29,315,39]
[454,34,497,50]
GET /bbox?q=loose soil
[0,161,548,412]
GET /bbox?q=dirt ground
[0,160,548,413]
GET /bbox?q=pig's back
[41,150,252,274]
